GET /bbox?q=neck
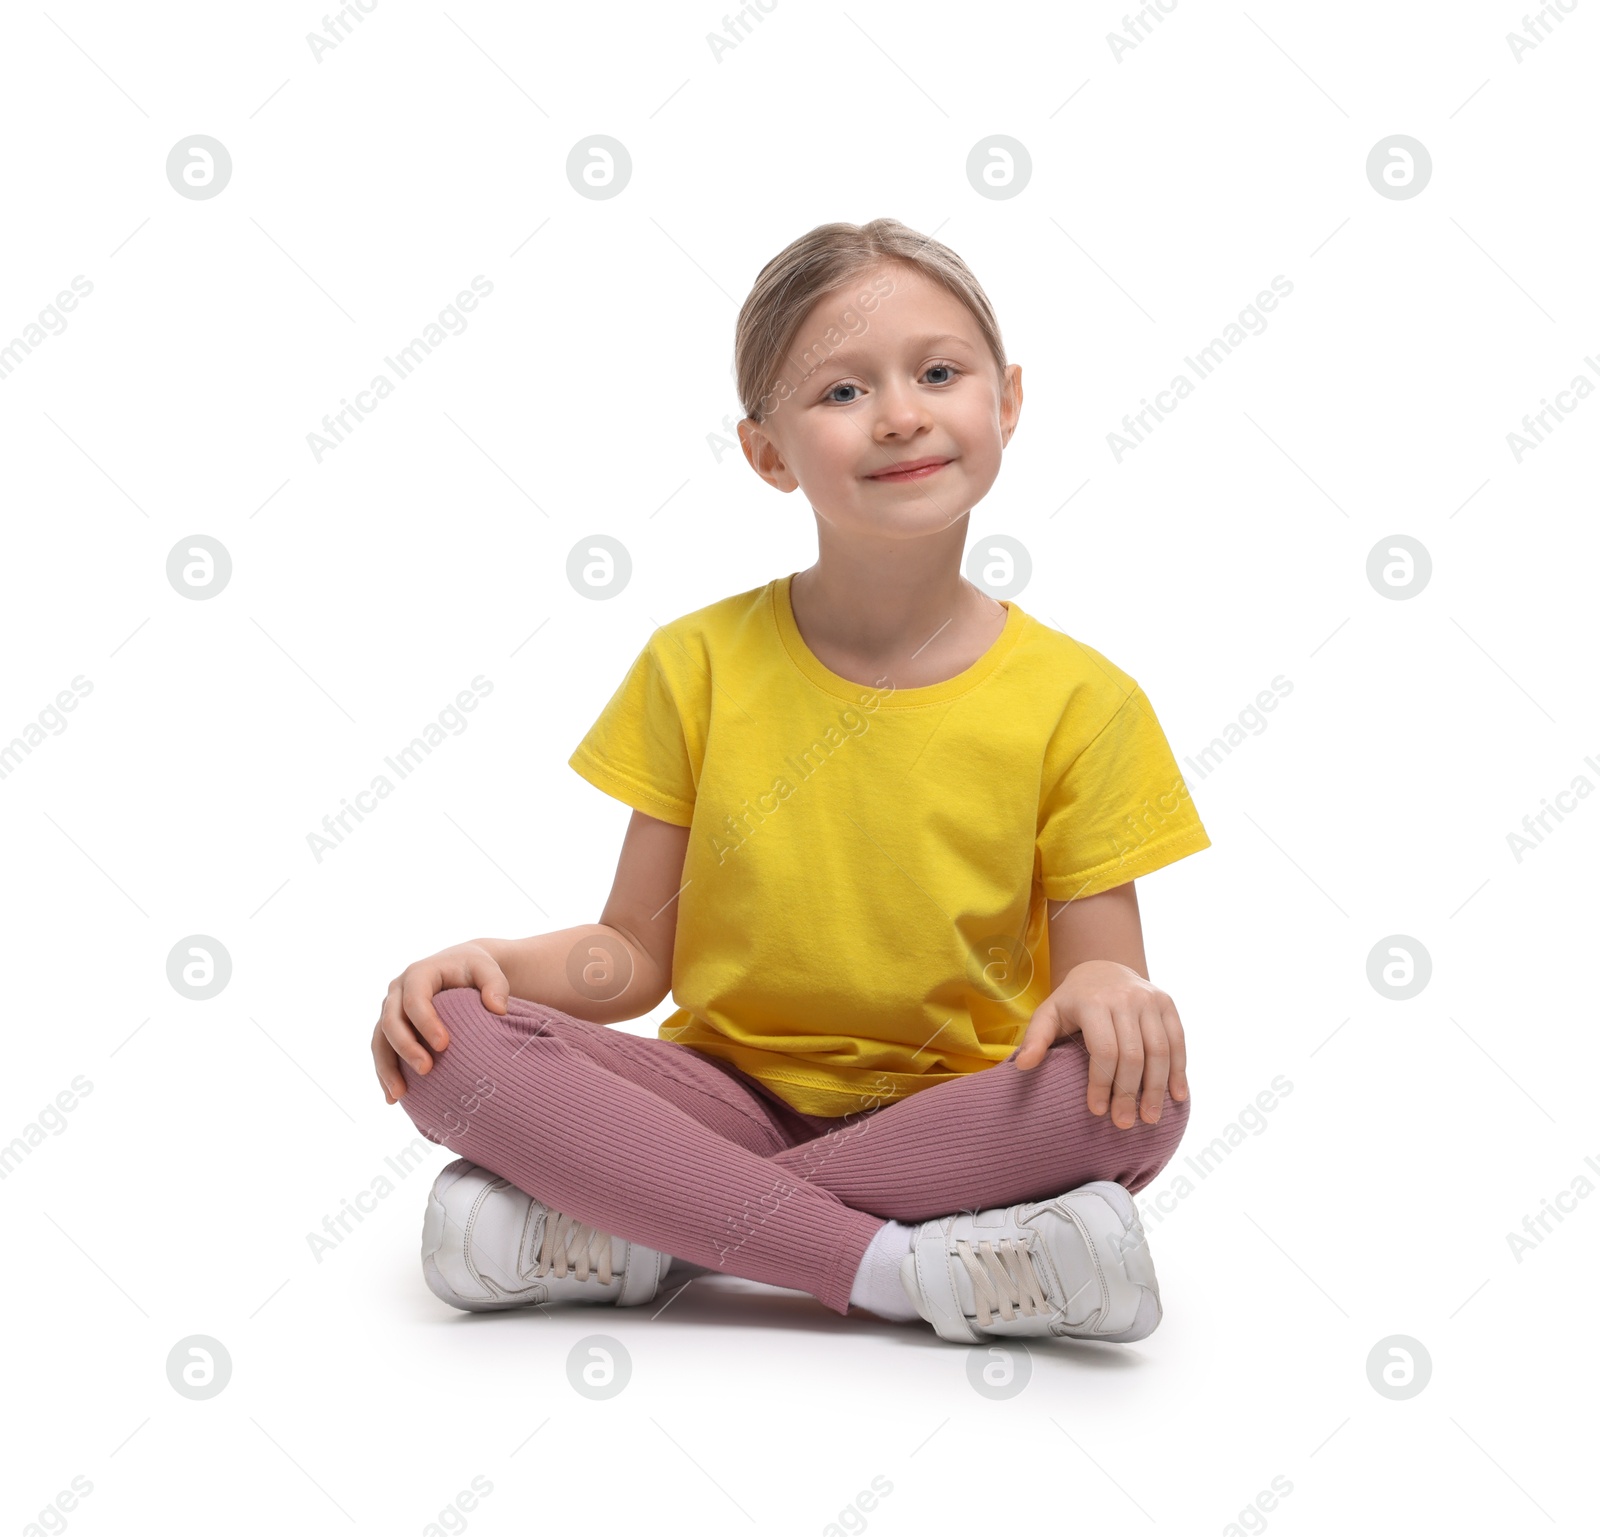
[791,526,1000,668]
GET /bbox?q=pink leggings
[396,989,1192,1316]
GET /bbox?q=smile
[867,459,951,483]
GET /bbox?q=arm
[1047,879,1149,989]
[1015,878,1189,1128]
[473,809,691,1026]
[372,810,690,1102]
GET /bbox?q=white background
[2,1,1595,1533]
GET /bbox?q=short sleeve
[1037,685,1211,901]
[568,638,698,827]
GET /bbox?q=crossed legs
[396,989,1191,1317]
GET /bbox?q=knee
[395,988,554,1123]
[1132,1074,1190,1172]
[422,987,564,1057]
[398,988,489,1079]
[1160,1081,1191,1142]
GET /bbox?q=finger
[1137,1006,1171,1124]
[1012,1001,1061,1071]
[1077,1004,1118,1116]
[1108,1003,1145,1129]
[1162,1000,1188,1101]
[471,955,512,1014]
[379,980,433,1075]
[401,973,452,1054]
[371,1023,407,1101]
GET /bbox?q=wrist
[1063,958,1139,986]
[467,929,662,1024]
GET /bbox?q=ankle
[849,1219,922,1322]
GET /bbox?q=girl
[370,218,1210,1345]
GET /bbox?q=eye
[823,364,961,405]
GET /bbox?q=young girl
[370,218,1210,1345]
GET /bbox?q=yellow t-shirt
[568,572,1211,1117]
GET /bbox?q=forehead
[797,264,981,363]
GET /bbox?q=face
[738,263,1023,538]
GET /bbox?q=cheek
[815,432,861,474]
[953,420,1004,481]
[952,391,1006,448]
[809,427,878,490]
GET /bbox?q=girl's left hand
[1011,959,1188,1128]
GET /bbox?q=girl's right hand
[372,943,511,1104]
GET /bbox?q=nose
[871,379,932,439]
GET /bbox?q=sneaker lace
[954,1236,1052,1328]
[532,1210,615,1285]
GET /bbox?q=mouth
[866,457,952,483]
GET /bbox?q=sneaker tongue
[955,1238,1034,1321]
[960,1218,1099,1329]
[537,1210,616,1282]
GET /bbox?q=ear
[738,416,799,492]
[999,363,1023,448]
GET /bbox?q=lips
[867,457,951,480]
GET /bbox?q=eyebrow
[815,332,976,368]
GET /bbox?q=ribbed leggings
[396,988,1191,1316]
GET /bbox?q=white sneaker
[421,1158,669,1312]
[899,1180,1161,1344]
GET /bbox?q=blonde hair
[734,218,1008,425]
